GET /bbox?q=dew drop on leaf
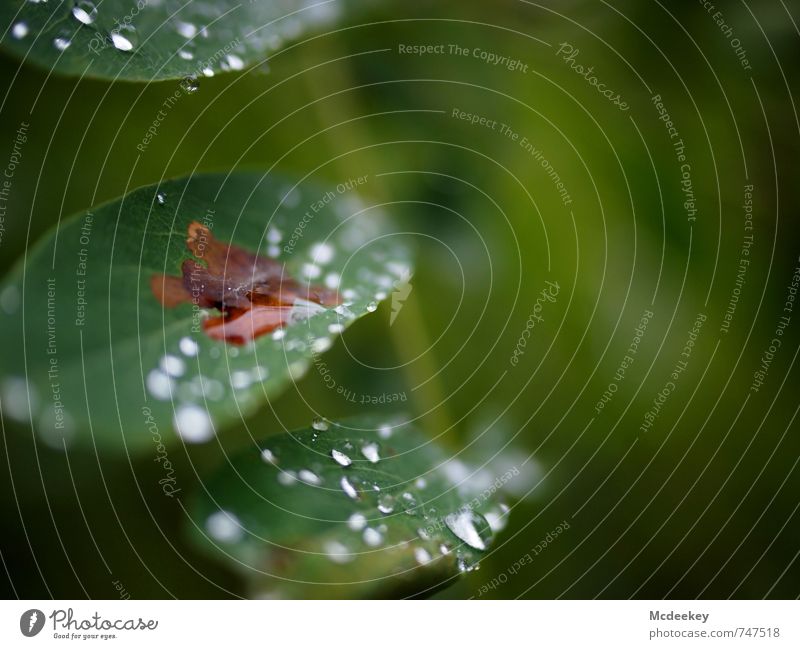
[110,25,138,52]
[206,510,243,543]
[331,449,352,467]
[277,470,297,486]
[12,22,28,39]
[173,404,214,443]
[340,475,358,500]
[377,494,395,514]
[71,1,98,25]
[445,509,492,551]
[361,442,380,463]
[347,512,367,531]
[363,527,383,547]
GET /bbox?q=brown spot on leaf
[151,221,338,345]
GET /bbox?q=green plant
[0,0,512,598]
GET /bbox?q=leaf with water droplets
[0,0,369,81]
[187,416,510,598]
[0,172,410,453]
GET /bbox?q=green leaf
[0,172,410,453]
[0,0,355,81]
[187,415,511,598]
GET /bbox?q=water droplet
[347,512,367,531]
[361,442,380,463]
[310,242,334,264]
[457,554,480,573]
[445,509,492,551]
[366,301,378,313]
[0,285,20,314]
[159,354,185,377]
[325,272,341,290]
[156,192,166,205]
[311,337,332,353]
[441,458,471,485]
[277,470,297,486]
[401,492,417,507]
[439,543,451,555]
[324,540,352,564]
[225,53,245,71]
[377,494,395,514]
[180,76,199,93]
[378,423,393,439]
[110,25,137,52]
[340,476,358,500]
[363,527,383,547]
[146,369,173,401]
[331,449,352,467]
[206,510,243,543]
[179,336,199,357]
[299,469,322,485]
[201,66,214,77]
[230,370,251,390]
[302,263,321,280]
[12,22,29,39]
[272,328,285,341]
[415,477,428,489]
[417,527,431,541]
[311,417,329,432]
[328,323,345,334]
[414,547,432,565]
[174,20,197,38]
[484,506,509,533]
[0,377,37,422]
[173,404,214,443]
[72,1,97,25]
[260,448,276,464]
[53,33,72,51]
[178,48,195,61]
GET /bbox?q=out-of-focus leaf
[188,415,512,598]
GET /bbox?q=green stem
[299,40,453,435]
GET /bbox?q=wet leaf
[0,0,361,81]
[187,416,511,598]
[0,172,410,453]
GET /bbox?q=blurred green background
[1,0,799,598]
